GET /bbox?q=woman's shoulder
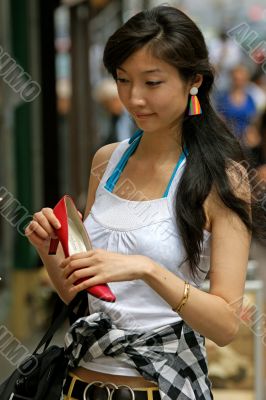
[225,159,249,186]
[92,138,132,183]
[91,141,123,182]
[84,140,128,218]
[95,137,130,162]
[94,141,120,162]
[94,138,130,161]
[204,159,250,228]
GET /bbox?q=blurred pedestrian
[215,64,257,141]
[93,78,136,145]
[248,69,266,113]
[208,31,243,92]
[245,106,266,176]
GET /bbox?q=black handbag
[0,291,88,400]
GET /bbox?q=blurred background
[0,0,266,398]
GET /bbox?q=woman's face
[116,46,191,135]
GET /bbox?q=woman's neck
[134,129,183,165]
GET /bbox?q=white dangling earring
[188,86,202,116]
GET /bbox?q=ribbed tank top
[81,130,211,376]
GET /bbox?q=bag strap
[34,291,87,353]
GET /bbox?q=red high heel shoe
[48,195,116,303]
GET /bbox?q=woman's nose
[128,86,146,107]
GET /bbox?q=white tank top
[81,130,211,376]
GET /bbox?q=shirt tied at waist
[64,312,213,400]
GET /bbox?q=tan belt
[63,372,160,400]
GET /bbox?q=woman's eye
[116,78,162,86]
[146,81,162,86]
[116,78,129,83]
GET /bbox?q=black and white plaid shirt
[64,312,213,400]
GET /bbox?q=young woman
[25,6,259,400]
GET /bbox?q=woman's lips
[135,113,155,119]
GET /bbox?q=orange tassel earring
[188,87,202,116]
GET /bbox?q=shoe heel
[49,238,59,255]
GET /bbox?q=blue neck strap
[105,129,188,197]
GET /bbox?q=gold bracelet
[172,281,190,313]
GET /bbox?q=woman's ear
[193,74,203,89]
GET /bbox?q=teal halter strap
[104,129,188,197]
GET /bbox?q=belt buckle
[110,384,135,400]
[83,381,135,400]
[83,380,110,400]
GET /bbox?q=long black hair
[103,5,266,276]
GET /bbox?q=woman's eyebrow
[117,67,164,74]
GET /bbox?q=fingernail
[56,221,61,228]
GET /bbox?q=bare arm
[143,163,251,346]
[25,142,119,304]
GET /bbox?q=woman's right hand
[25,208,61,252]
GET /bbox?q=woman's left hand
[60,248,152,295]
